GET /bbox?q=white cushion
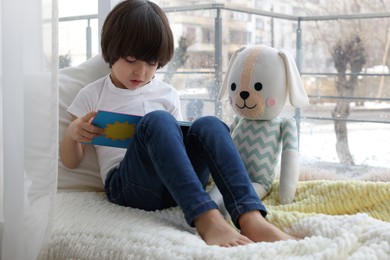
[58,55,110,191]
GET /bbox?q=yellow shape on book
[105,121,136,141]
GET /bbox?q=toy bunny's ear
[218,46,247,101]
[278,49,309,107]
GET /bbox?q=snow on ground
[299,101,390,169]
[300,122,390,168]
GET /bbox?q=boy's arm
[60,111,103,169]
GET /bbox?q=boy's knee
[193,116,215,125]
[145,110,174,121]
[192,116,227,130]
[142,110,178,129]
[145,110,170,117]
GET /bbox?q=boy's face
[110,56,158,90]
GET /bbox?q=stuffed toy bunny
[210,45,309,210]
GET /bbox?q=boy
[60,0,297,247]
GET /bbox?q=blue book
[89,110,191,148]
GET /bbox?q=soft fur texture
[39,180,390,259]
[217,45,309,204]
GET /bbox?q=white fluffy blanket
[39,180,390,260]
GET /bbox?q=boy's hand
[67,111,104,143]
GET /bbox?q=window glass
[59,0,97,17]
[58,0,390,176]
[58,0,99,67]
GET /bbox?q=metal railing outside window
[59,3,390,169]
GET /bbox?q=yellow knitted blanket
[264,180,390,228]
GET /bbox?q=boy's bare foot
[239,210,299,242]
[194,209,253,247]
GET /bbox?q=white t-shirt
[68,74,183,182]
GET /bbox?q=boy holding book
[60,0,297,247]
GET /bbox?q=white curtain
[1,0,58,259]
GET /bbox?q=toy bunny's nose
[240,91,250,100]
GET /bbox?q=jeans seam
[189,199,213,214]
[188,132,241,216]
[187,199,217,226]
[231,201,263,214]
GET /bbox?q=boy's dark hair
[101,0,174,69]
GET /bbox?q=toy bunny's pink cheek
[266,98,277,107]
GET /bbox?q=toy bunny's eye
[254,82,263,91]
[231,83,237,91]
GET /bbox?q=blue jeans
[105,110,267,228]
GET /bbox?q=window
[186,27,196,44]
[256,18,264,30]
[202,28,214,44]
[59,1,390,175]
[229,30,248,45]
[231,11,249,21]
